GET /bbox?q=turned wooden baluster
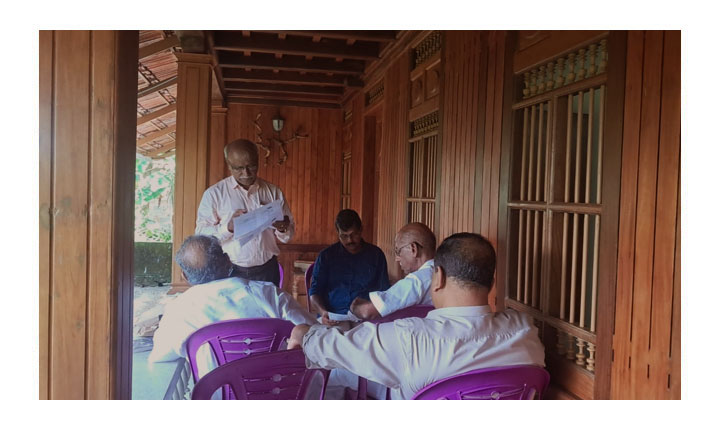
[565,53,576,84]
[575,338,587,367]
[545,61,554,91]
[597,39,607,74]
[587,44,597,77]
[530,69,538,96]
[555,57,565,89]
[566,333,576,361]
[586,342,596,372]
[537,65,546,94]
[576,48,586,81]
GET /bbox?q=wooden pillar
[39,30,137,399]
[171,53,213,286]
[209,106,229,187]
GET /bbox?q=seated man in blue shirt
[309,209,390,325]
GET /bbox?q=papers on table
[232,199,285,246]
[328,311,363,322]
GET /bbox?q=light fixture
[272,115,284,133]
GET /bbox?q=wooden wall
[375,49,411,281]
[222,103,343,246]
[611,30,681,399]
[39,30,137,399]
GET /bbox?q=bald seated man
[350,222,436,320]
[288,233,546,399]
[195,139,294,287]
[149,235,315,375]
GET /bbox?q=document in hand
[327,311,363,322]
[232,199,285,246]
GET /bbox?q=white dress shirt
[302,305,546,399]
[369,259,434,316]
[195,176,295,267]
[149,277,316,369]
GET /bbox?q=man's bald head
[224,139,259,163]
[397,222,436,257]
[435,233,495,290]
[175,235,233,285]
[224,139,260,188]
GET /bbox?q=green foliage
[135,154,175,242]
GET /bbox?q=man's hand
[350,297,380,321]
[287,324,311,350]
[272,215,290,233]
[227,209,247,233]
[320,311,341,326]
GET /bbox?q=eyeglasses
[228,164,258,173]
[394,242,419,256]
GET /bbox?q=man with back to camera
[309,209,390,325]
[350,222,436,320]
[195,138,293,287]
[289,232,546,399]
[149,235,315,376]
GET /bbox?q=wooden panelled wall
[39,30,137,399]
[361,30,680,399]
[374,50,411,281]
[612,30,681,399]
[221,103,343,246]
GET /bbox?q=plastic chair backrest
[278,260,284,289]
[191,349,328,400]
[185,318,294,384]
[304,262,315,313]
[411,365,550,400]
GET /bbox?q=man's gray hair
[175,235,232,285]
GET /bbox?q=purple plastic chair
[191,349,329,400]
[353,304,435,400]
[185,318,294,386]
[411,365,550,400]
[304,262,315,313]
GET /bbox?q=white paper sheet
[327,311,363,322]
[232,199,285,246]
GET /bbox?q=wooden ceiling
[207,30,400,108]
[135,30,401,157]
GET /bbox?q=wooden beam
[222,69,363,87]
[213,32,380,60]
[255,30,398,42]
[136,103,176,126]
[138,76,178,98]
[224,90,340,102]
[227,97,341,109]
[137,125,176,146]
[145,142,176,158]
[139,35,180,59]
[224,82,344,95]
[217,52,365,75]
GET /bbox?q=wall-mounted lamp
[272,115,284,133]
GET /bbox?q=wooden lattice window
[407,111,438,231]
[341,151,351,209]
[501,37,621,398]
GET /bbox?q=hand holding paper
[232,199,285,246]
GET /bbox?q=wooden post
[39,30,137,399]
[171,53,214,287]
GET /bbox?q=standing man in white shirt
[288,232,546,399]
[149,235,315,368]
[196,139,293,286]
[349,222,436,320]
